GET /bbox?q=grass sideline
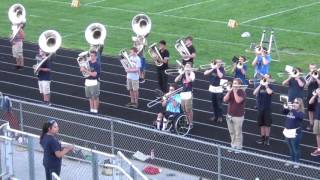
[1,0,319,82]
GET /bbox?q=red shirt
[226,90,246,117]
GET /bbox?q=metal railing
[0,98,320,180]
[0,123,147,180]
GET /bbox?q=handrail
[117,151,149,180]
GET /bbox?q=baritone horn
[34,30,62,75]
[8,4,26,42]
[175,38,190,60]
[148,43,163,66]
[85,23,107,45]
[77,51,90,78]
[119,49,135,71]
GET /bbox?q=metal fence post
[27,136,35,180]
[19,101,24,131]
[91,151,99,180]
[110,120,115,154]
[217,145,221,180]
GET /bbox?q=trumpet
[175,38,190,60]
[119,49,135,71]
[236,61,248,69]
[312,88,320,96]
[305,69,320,83]
[148,43,163,66]
[147,87,183,108]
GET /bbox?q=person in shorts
[80,50,101,113]
[36,48,52,105]
[11,23,25,69]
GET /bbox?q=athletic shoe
[217,117,223,122]
[264,136,270,146]
[293,164,300,169]
[139,79,145,83]
[125,102,134,107]
[310,149,320,156]
[256,137,265,145]
[306,125,312,131]
[284,162,291,167]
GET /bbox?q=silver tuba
[148,43,163,67]
[131,14,151,54]
[175,38,190,60]
[8,4,26,42]
[85,23,107,46]
[119,49,135,71]
[34,30,62,75]
[77,51,90,78]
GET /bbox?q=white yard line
[40,0,320,36]
[84,0,106,6]
[241,1,320,24]
[156,0,216,14]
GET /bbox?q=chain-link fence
[1,98,320,180]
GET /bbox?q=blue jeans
[45,166,61,180]
[286,132,302,163]
[211,93,223,118]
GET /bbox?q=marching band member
[175,62,195,128]
[231,56,248,85]
[283,98,304,168]
[133,35,147,83]
[156,84,181,130]
[223,78,246,151]
[11,23,25,70]
[204,59,225,122]
[251,47,271,87]
[182,36,196,66]
[253,74,273,145]
[80,50,101,113]
[125,47,141,108]
[157,40,170,93]
[306,64,320,130]
[282,67,305,102]
[309,88,320,156]
[36,48,52,106]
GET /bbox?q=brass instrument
[255,30,273,54]
[34,30,61,75]
[8,4,26,42]
[175,38,190,60]
[77,51,90,78]
[147,87,183,108]
[85,23,107,45]
[165,60,198,75]
[131,14,151,54]
[200,62,231,71]
[305,69,320,83]
[236,61,248,69]
[148,43,163,66]
[119,49,135,71]
[222,82,248,91]
[260,77,268,86]
[312,88,320,96]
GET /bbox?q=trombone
[277,69,304,78]
[222,82,248,91]
[147,87,183,108]
[200,62,231,71]
[165,60,197,75]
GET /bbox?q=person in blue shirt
[40,119,74,180]
[80,50,101,113]
[204,59,225,122]
[282,68,305,102]
[282,98,304,168]
[36,48,52,106]
[232,56,248,85]
[156,84,181,130]
[251,47,271,88]
[253,74,273,145]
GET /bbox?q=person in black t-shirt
[40,119,74,180]
[157,40,170,93]
[253,74,273,145]
[182,36,196,66]
[282,67,305,102]
[306,64,320,130]
[36,48,52,105]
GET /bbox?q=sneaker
[293,164,300,169]
[132,103,139,108]
[217,117,223,122]
[139,79,145,83]
[310,149,320,156]
[125,102,134,107]
[209,117,216,121]
[264,137,270,146]
[284,162,291,167]
[306,125,312,131]
[256,136,265,145]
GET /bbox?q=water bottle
[150,149,155,160]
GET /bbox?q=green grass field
[1,0,320,81]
